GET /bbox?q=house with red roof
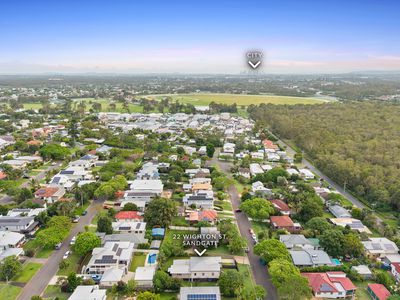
[270,199,291,216]
[367,284,391,300]
[34,186,65,204]
[262,139,279,152]
[270,216,301,233]
[115,211,143,222]
[189,210,218,224]
[302,271,357,298]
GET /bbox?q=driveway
[17,199,104,300]
[0,161,63,204]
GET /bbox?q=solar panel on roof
[136,223,141,229]
[116,248,122,256]
[52,177,61,184]
[102,255,114,259]
[119,226,131,230]
[60,170,74,174]
[187,295,217,300]
[112,244,118,251]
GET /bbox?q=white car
[63,251,70,259]
[70,236,76,245]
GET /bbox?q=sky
[1,0,400,74]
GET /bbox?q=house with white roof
[129,179,163,195]
[179,287,221,300]
[251,181,272,196]
[280,234,315,250]
[68,285,106,300]
[0,231,25,261]
[134,266,156,288]
[168,256,222,280]
[299,168,315,179]
[249,163,264,176]
[84,241,134,275]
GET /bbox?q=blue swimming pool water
[148,254,157,264]
[331,258,341,265]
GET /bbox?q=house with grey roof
[362,237,399,258]
[68,285,106,300]
[0,216,38,234]
[280,234,316,250]
[102,233,148,246]
[328,205,351,218]
[179,287,221,300]
[0,231,25,261]
[289,249,333,267]
[168,256,222,280]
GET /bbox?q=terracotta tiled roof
[35,187,59,198]
[115,211,143,220]
[368,284,391,300]
[271,199,290,211]
[270,215,294,227]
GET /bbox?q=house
[367,284,391,300]
[271,199,291,215]
[99,267,124,287]
[270,216,301,233]
[299,168,315,180]
[280,234,315,250]
[2,159,28,169]
[59,167,93,182]
[191,182,212,192]
[251,181,272,196]
[0,135,15,149]
[136,162,160,180]
[198,146,207,155]
[251,151,264,160]
[185,168,210,178]
[363,238,399,258]
[391,262,400,282]
[68,285,106,300]
[238,168,250,179]
[286,168,300,176]
[330,218,371,234]
[7,208,46,218]
[289,249,332,267]
[249,164,264,176]
[223,142,235,154]
[267,152,280,162]
[121,191,156,211]
[102,232,148,246]
[0,171,7,180]
[351,265,373,280]
[168,256,222,280]
[189,210,218,224]
[0,216,38,234]
[328,205,351,218]
[69,159,93,170]
[134,266,156,288]
[179,287,221,300]
[49,175,74,190]
[112,221,146,234]
[302,272,357,298]
[115,211,143,222]
[0,231,25,261]
[84,241,134,275]
[183,192,214,209]
[262,139,278,151]
[34,186,65,203]
[129,180,163,195]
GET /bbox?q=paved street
[17,199,104,300]
[207,149,278,300]
[0,161,63,204]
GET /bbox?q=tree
[74,232,101,256]
[94,184,115,200]
[121,203,138,211]
[14,188,33,204]
[137,291,160,300]
[206,143,215,158]
[228,235,247,254]
[31,296,43,300]
[97,216,113,234]
[269,259,312,300]
[39,144,70,160]
[254,239,291,263]
[296,197,324,222]
[237,285,266,300]
[0,256,22,281]
[343,232,364,257]
[218,270,243,297]
[305,217,332,236]
[240,198,274,220]
[144,198,177,228]
[153,270,181,292]
[319,229,345,257]
[66,272,83,292]
[36,227,66,248]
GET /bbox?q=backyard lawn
[13,262,42,283]
[43,285,71,300]
[0,284,21,300]
[129,253,147,272]
[57,251,81,276]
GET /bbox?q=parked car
[55,242,62,250]
[82,210,87,216]
[235,209,242,213]
[63,251,70,259]
[70,236,76,245]
[91,274,101,282]
[73,216,80,223]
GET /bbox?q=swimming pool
[148,253,157,264]
[331,258,341,266]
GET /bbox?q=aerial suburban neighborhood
[0,78,399,300]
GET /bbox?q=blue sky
[1,0,400,74]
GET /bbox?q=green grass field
[129,253,147,272]
[0,284,21,300]
[72,98,144,113]
[147,93,327,106]
[13,262,42,283]
[43,285,71,300]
